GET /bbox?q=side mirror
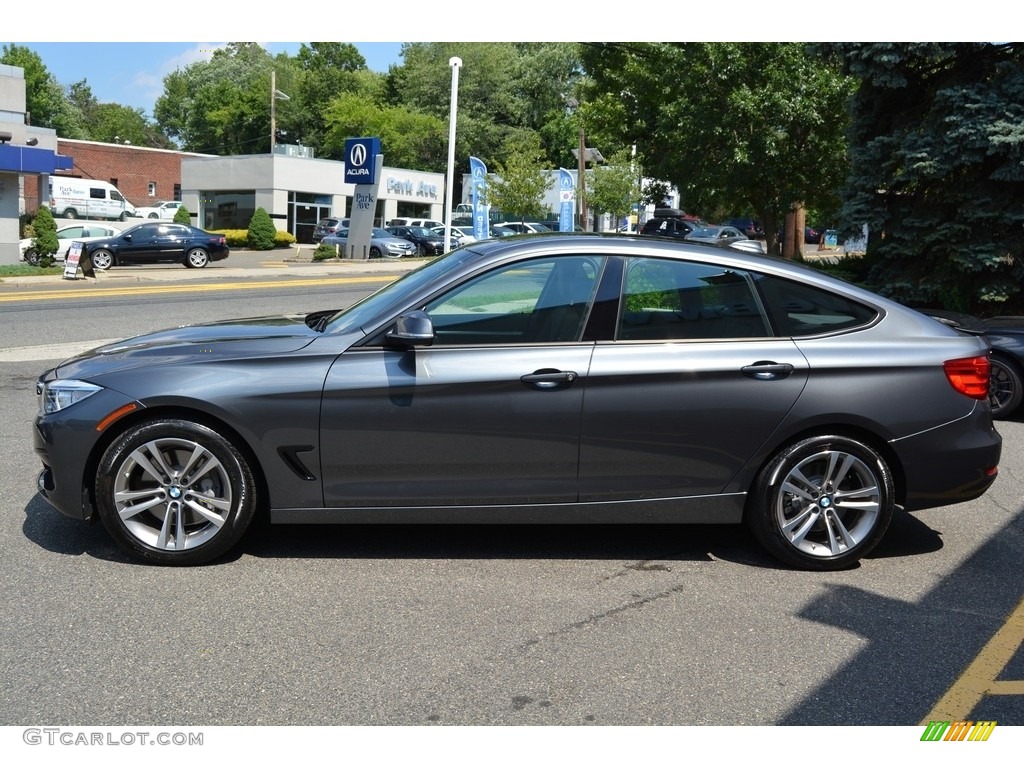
[122,234,133,241]
[386,310,435,348]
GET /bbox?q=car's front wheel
[746,435,894,570]
[24,248,40,266]
[988,355,1022,419]
[185,247,210,268]
[369,246,382,259]
[90,249,114,270]
[94,419,257,565]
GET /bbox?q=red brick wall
[23,140,194,213]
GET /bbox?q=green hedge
[211,229,297,248]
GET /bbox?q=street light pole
[578,127,587,231]
[270,70,290,154]
[444,57,462,252]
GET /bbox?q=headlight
[38,379,103,414]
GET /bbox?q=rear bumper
[893,403,1001,511]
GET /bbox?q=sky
[3,42,405,117]
[3,2,981,122]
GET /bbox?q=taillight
[943,356,990,399]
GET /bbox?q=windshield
[322,248,480,335]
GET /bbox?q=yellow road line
[922,594,1024,722]
[0,275,396,303]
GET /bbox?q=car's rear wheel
[988,355,1022,419]
[185,247,210,268]
[94,419,257,566]
[90,249,114,270]
[746,435,894,570]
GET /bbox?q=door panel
[320,346,594,507]
[580,339,807,501]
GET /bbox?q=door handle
[521,369,578,389]
[741,361,794,380]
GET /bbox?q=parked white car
[134,200,185,220]
[432,225,477,244]
[19,223,120,265]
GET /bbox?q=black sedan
[919,310,1024,419]
[385,225,456,256]
[83,222,230,269]
[33,235,1000,569]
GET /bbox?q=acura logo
[349,143,367,167]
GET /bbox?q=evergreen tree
[247,207,277,250]
[173,205,192,226]
[828,42,1024,313]
[29,207,59,267]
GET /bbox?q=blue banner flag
[558,169,575,232]
[469,156,490,241]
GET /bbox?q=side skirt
[271,493,747,525]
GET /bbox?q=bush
[173,205,192,225]
[246,207,277,250]
[28,207,59,267]
[210,228,296,249]
[313,243,340,261]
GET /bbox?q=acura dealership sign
[344,137,381,185]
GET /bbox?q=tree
[28,207,59,267]
[1,44,86,138]
[247,207,277,250]
[587,149,641,230]
[826,43,1024,313]
[173,205,192,226]
[486,135,554,222]
[292,42,371,154]
[154,43,292,154]
[321,93,447,170]
[578,43,854,254]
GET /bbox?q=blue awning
[0,144,73,174]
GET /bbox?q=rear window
[755,274,878,336]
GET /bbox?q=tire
[369,246,382,259]
[94,419,257,566]
[746,435,894,570]
[24,248,40,266]
[148,212,159,219]
[185,247,210,268]
[988,355,1022,419]
[90,249,114,270]
[64,208,78,219]
[119,211,128,221]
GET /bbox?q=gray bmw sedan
[33,234,1001,569]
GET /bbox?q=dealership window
[148,182,156,197]
[202,190,256,231]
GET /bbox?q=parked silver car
[33,235,1000,568]
[321,227,417,259]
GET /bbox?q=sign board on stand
[343,137,383,260]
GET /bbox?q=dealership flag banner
[470,156,490,241]
[559,169,575,232]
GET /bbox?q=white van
[49,178,135,221]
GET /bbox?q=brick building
[22,139,209,213]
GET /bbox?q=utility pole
[578,127,587,231]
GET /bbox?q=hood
[55,312,322,378]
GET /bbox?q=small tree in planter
[27,207,59,267]
[247,207,277,250]
[173,204,192,226]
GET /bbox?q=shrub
[313,243,340,261]
[246,207,277,250]
[28,207,59,267]
[173,205,192,225]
